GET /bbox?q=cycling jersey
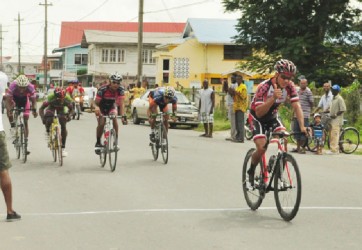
[6,82,36,107]
[149,87,177,111]
[39,93,73,114]
[250,79,298,122]
[95,84,125,113]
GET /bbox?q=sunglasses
[111,81,121,85]
[280,74,293,80]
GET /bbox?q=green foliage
[222,0,362,85]
[341,81,361,124]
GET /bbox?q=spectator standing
[327,84,346,154]
[313,82,333,130]
[88,83,97,112]
[0,71,21,221]
[199,79,215,138]
[291,77,314,153]
[226,74,238,141]
[233,75,248,143]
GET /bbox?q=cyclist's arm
[255,97,275,118]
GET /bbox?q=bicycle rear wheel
[151,125,159,161]
[274,153,301,221]
[339,127,360,154]
[242,148,264,210]
[56,127,63,166]
[108,129,118,172]
[160,124,169,164]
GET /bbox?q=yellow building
[153,18,271,91]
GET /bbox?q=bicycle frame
[99,114,118,171]
[49,110,63,166]
[150,112,169,164]
[12,107,28,162]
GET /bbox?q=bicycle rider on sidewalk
[5,75,38,154]
[94,72,127,153]
[247,59,307,186]
[148,86,177,143]
[39,87,74,157]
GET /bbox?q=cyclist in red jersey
[247,59,306,186]
[94,72,127,152]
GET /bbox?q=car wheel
[132,109,141,124]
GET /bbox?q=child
[310,113,325,155]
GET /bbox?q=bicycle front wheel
[242,148,264,210]
[340,127,360,154]
[160,124,169,164]
[21,125,27,163]
[20,124,27,163]
[51,130,57,162]
[244,123,253,140]
[108,129,118,172]
[274,153,302,221]
[15,125,21,159]
[56,127,63,166]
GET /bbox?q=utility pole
[137,0,144,83]
[0,24,8,71]
[14,13,24,74]
[39,0,52,87]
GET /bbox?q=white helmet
[15,75,30,87]
[0,71,8,85]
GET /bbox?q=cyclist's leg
[44,110,54,133]
[148,98,157,130]
[96,110,106,145]
[6,99,15,127]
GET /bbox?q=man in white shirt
[0,71,21,221]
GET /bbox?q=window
[211,78,222,84]
[142,49,156,64]
[74,54,88,65]
[101,49,108,62]
[224,45,252,60]
[101,48,125,63]
[162,59,170,84]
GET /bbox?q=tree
[222,0,362,86]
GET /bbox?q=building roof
[81,30,182,48]
[182,18,238,45]
[58,22,186,48]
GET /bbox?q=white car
[131,89,199,128]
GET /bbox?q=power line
[77,0,110,21]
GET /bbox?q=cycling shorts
[251,115,285,140]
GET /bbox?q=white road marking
[4,207,362,217]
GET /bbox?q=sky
[0,0,240,58]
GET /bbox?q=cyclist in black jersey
[94,73,127,152]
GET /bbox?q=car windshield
[175,92,191,104]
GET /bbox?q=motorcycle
[72,96,81,120]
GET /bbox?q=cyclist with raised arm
[247,59,306,186]
[148,86,177,143]
[5,75,38,154]
[94,72,127,153]
[39,87,73,157]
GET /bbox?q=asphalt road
[1,112,362,250]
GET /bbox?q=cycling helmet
[16,75,30,87]
[110,72,123,82]
[0,71,8,85]
[54,87,65,99]
[331,84,341,92]
[314,113,322,118]
[164,86,175,98]
[274,59,297,77]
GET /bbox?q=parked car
[131,89,199,128]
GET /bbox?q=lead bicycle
[242,129,302,221]
[48,109,63,166]
[11,107,29,163]
[98,114,119,172]
[149,112,169,164]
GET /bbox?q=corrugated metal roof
[59,22,185,48]
[81,30,182,47]
[183,18,238,44]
